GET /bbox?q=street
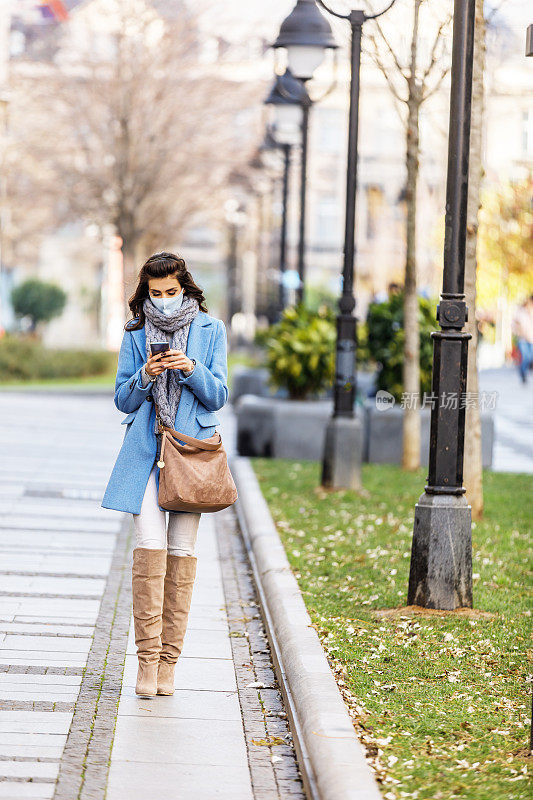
[479,366,533,473]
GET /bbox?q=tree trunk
[464,0,485,520]
[402,0,421,471]
[121,235,137,315]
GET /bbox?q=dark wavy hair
[124,252,208,331]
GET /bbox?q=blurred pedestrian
[101,252,228,697]
[512,295,533,384]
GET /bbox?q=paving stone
[0,690,78,703]
[0,675,81,687]
[185,613,229,632]
[0,746,63,760]
[0,735,67,748]
[0,655,88,668]
[0,782,55,798]
[110,716,249,766]
[190,582,226,606]
[117,686,241,721]
[0,624,92,637]
[12,617,96,626]
[0,533,115,552]
[1,637,91,653]
[106,761,253,800]
[0,711,72,733]
[0,517,119,533]
[0,556,111,576]
[0,599,100,617]
[0,577,104,597]
[0,762,59,779]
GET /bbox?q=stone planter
[364,400,494,468]
[234,393,494,468]
[235,395,337,461]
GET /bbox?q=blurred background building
[0,0,531,361]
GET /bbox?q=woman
[101,252,228,698]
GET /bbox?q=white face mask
[150,289,184,315]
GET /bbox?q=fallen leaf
[252,737,285,747]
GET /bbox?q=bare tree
[11,0,258,303]
[463,0,485,521]
[367,0,452,470]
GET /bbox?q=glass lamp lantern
[273,106,303,146]
[273,0,338,81]
[264,70,308,145]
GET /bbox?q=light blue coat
[101,311,228,514]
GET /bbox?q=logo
[375,390,396,411]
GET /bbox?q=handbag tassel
[157,431,166,469]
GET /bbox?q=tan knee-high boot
[157,554,197,696]
[132,547,167,697]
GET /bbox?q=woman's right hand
[144,351,169,378]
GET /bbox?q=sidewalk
[106,514,253,800]
[0,392,303,800]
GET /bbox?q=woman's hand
[144,351,170,378]
[159,348,195,372]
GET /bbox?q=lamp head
[273,0,338,81]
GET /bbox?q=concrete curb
[230,455,383,800]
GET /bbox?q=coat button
[146,394,153,402]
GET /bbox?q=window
[315,198,342,247]
[317,108,344,154]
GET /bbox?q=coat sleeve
[113,330,153,413]
[177,319,229,411]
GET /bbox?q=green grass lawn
[0,372,117,390]
[0,351,255,392]
[251,459,532,800]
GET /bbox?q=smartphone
[150,342,170,356]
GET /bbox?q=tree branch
[422,14,452,84]
[369,16,409,82]
[422,64,450,102]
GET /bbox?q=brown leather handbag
[154,402,238,513]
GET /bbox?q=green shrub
[303,285,338,314]
[11,279,67,332]
[259,303,336,400]
[366,291,437,401]
[0,335,115,381]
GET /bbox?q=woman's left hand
[160,349,195,372]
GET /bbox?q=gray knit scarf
[142,294,200,432]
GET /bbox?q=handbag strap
[154,400,222,451]
[161,425,222,451]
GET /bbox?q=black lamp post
[264,71,309,315]
[275,0,396,489]
[407,0,476,610]
[273,1,338,305]
[259,129,292,316]
[279,141,292,314]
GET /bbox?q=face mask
[150,289,184,315]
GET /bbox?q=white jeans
[132,465,201,557]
